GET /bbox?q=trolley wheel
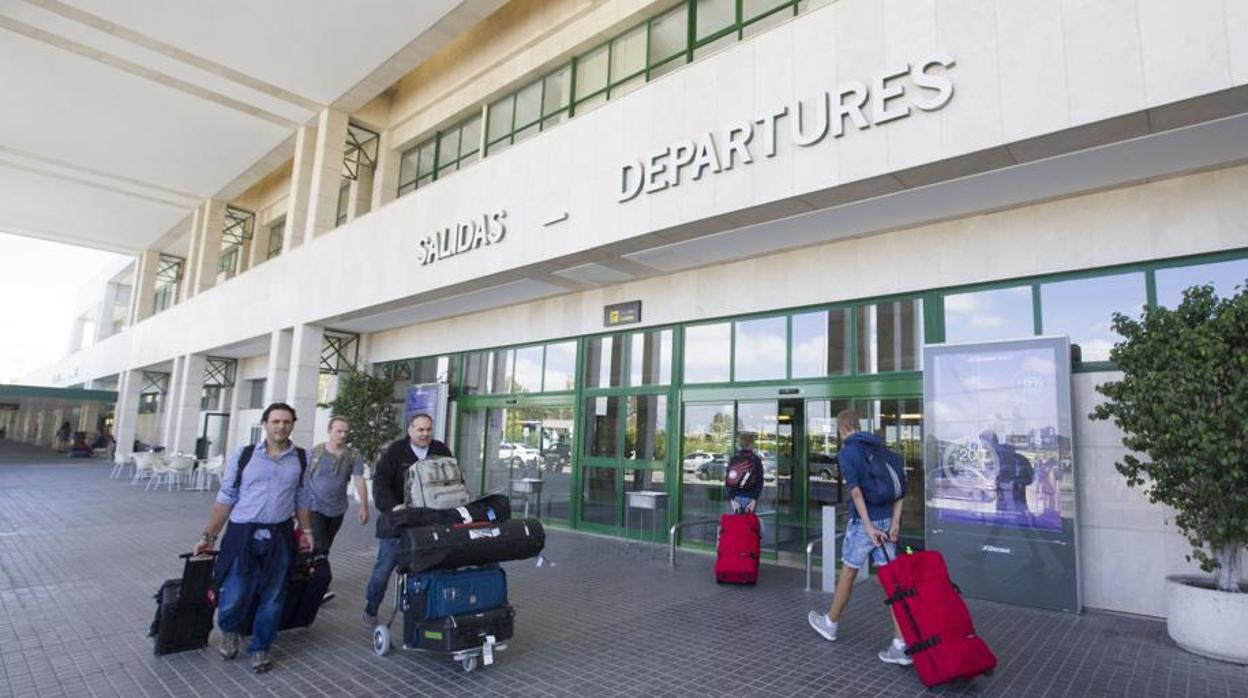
[372,626,391,657]
[460,655,478,672]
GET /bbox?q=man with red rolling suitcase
[715,432,765,585]
[806,409,912,665]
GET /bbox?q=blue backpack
[859,443,907,506]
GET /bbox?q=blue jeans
[365,537,399,615]
[217,534,290,653]
[841,517,895,570]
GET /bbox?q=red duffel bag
[877,548,997,688]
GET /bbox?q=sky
[0,233,127,384]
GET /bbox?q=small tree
[1090,282,1247,592]
[326,368,400,466]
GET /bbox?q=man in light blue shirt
[192,402,313,673]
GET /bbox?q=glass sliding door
[457,403,575,524]
[679,402,734,545]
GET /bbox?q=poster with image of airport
[924,340,1074,533]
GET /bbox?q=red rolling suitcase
[714,512,760,585]
[877,548,997,688]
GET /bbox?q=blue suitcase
[403,565,507,622]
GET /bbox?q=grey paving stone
[2,440,1246,697]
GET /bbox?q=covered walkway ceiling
[0,0,502,255]
[0,383,117,413]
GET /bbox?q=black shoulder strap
[234,444,255,490]
[233,444,308,490]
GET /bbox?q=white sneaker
[878,639,913,666]
[807,611,838,641]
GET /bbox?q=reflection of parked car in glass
[682,451,714,473]
[543,443,572,472]
[499,441,539,466]
[758,450,777,481]
[808,453,839,480]
[695,454,728,481]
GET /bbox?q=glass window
[575,44,609,101]
[734,316,787,381]
[626,395,668,462]
[584,335,624,388]
[585,396,621,458]
[335,181,350,225]
[1155,258,1248,308]
[543,340,577,391]
[684,323,731,383]
[248,379,266,409]
[696,0,736,41]
[1042,273,1146,362]
[437,128,461,172]
[489,349,514,393]
[459,114,482,159]
[416,139,436,179]
[412,356,450,384]
[943,286,1035,343]
[581,466,617,525]
[266,219,284,260]
[464,352,491,395]
[857,299,923,373]
[680,402,734,543]
[630,329,672,386]
[514,79,543,130]
[513,345,544,393]
[542,66,572,118]
[744,0,791,22]
[610,25,647,85]
[398,147,420,194]
[139,393,159,414]
[791,309,850,378]
[487,95,514,146]
[649,5,688,65]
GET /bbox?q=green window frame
[935,248,1248,372]
[580,327,676,469]
[266,218,285,260]
[486,66,572,156]
[397,136,437,196]
[334,180,350,226]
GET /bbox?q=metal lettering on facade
[415,210,507,266]
[604,300,642,327]
[617,53,955,203]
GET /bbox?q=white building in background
[6,0,1247,618]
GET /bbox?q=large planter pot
[1166,575,1248,664]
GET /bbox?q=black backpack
[233,444,308,490]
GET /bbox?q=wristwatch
[199,532,217,543]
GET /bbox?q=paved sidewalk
[1,440,1245,697]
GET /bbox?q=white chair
[165,454,195,491]
[145,455,170,491]
[196,455,225,491]
[132,452,157,485]
[109,452,132,479]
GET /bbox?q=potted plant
[1090,282,1247,663]
[325,367,400,470]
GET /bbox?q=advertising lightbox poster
[405,382,449,443]
[924,336,1081,613]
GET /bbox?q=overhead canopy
[0,383,117,414]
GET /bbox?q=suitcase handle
[180,551,218,560]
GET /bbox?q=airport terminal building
[7,0,1248,619]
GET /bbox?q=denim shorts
[841,516,894,570]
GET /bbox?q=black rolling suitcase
[404,605,515,652]
[240,551,332,634]
[396,519,545,574]
[149,553,216,655]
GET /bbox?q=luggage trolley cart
[371,567,512,672]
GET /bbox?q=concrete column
[190,200,226,297]
[371,128,399,211]
[286,323,324,448]
[94,282,121,342]
[113,370,139,461]
[224,372,244,455]
[264,329,293,405]
[180,206,204,303]
[79,402,98,434]
[249,217,271,269]
[347,165,374,221]
[304,108,349,242]
[170,354,207,454]
[159,357,183,448]
[130,249,160,324]
[68,317,86,353]
[284,125,318,251]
